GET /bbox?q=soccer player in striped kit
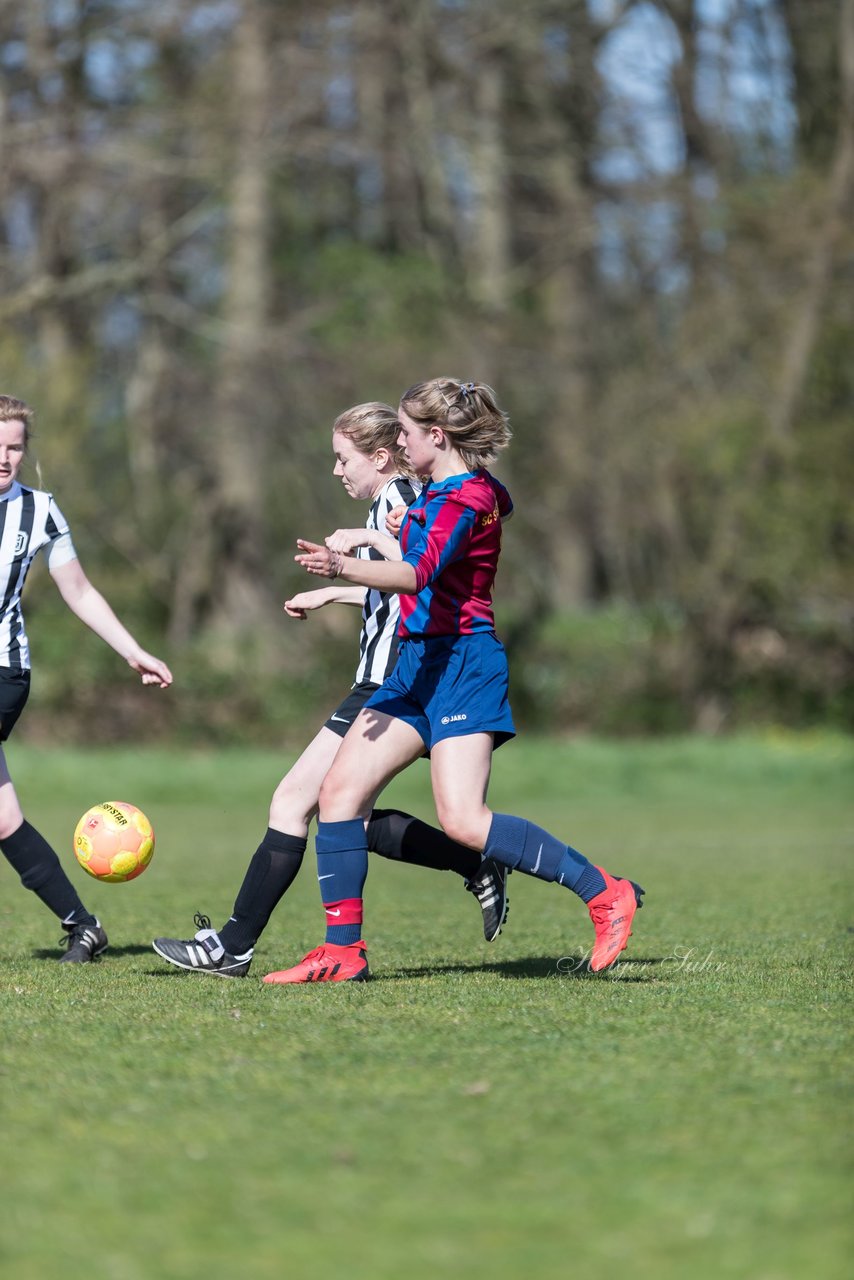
[264,378,643,984]
[152,402,508,978]
[0,395,172,963]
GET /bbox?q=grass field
[1,733,851,1280]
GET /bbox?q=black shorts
[0,671,31,743]
[323,680,381,739]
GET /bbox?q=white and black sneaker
[465,859,510,942]
[152,912,252,978]
[59,919,109,963]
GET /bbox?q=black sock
[0,819,97,925]
[218,828,307,955]
[367,808,481,879]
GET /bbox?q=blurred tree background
[0,0,851,744]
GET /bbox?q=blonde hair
[333,401,416,478]
[399,378,512,471]
[0,394,41,484]
[0,395,34,445]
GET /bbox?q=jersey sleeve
[385,478,420,540]
[497,481,513,519]
[402,492,477,592]
[46,496,70,539]
[44,531,78,569]
[371,477,420,553]
[42,498,78,568]
[387,477,420,510]
[485,471,513,519]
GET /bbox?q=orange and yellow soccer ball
[73,801,155,882]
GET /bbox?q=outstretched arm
[296,540,417,594]
[284,584,365,619]
[50,558,173,687]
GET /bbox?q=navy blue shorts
[0,671,31,743]
[323,680,381,739]
[365,632,515,751]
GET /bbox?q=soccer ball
[73,801,155,882]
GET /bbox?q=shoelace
[193,912,213,931]
[466,864,506,897]
[58,925,101,954]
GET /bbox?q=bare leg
[318,708,427,820]
[268,726,343,836]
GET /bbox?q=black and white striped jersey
[0,483,77,672]
[353,475,418,686]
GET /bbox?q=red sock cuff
[324,898,363,926]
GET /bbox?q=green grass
[1,733,851,1280]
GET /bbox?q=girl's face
[332,430,385,501]
[397,407,438,476]
[0,419,26,495]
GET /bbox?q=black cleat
[59,919,108,963]
[465,859,510,942]
[152,912,252,978]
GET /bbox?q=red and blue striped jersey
[398,469,512,638]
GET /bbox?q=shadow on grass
[141,967,236,979]
[32,948,668,983]
[34,943,154,959]
[385,954,668,983]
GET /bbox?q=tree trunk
[769,0,854,445]
[468,58,512,314]
[203,0,275,654]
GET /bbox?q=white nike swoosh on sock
[532,843,543,875]
[318,873,335,880]
[326,908,341,917]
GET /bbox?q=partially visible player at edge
[0,394,172,963]
[264,378,644,985]
[151,401,508,978]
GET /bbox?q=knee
[318,767,367,821]
[435,803,489,853]
[0,793,24,842]
[268,777,315,831]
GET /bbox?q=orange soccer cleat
[263,940,370,985]
[587,870,642,971]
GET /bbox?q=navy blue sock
[484,813,606,901]
[316,818,368,945]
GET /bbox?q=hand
[385,504,407,538]
[284,589,330,619]
[128,651,173,688]
[325,528,370,554]
[295,538,341,578]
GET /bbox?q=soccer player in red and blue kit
[151,402,510,979]
[264,378,644,985]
